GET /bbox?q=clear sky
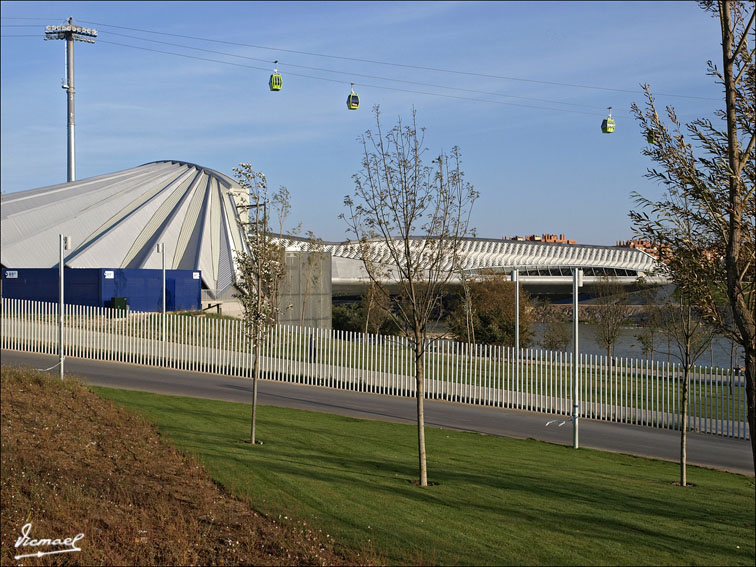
[1,1,723,245]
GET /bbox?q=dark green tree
[448,276,535,347]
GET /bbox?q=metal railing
[1,297,749,440]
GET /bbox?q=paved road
[2,349,753,476]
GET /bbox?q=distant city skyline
[1,1,724,245]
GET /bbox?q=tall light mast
[45,17,97,183]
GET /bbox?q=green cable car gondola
[601,107,615,133]
[269,61,282,91]
[346,83,359,110]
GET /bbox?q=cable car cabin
[601,117,615,133]
[269,73,282,91]
[346,92,360,110]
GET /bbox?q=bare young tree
[454,263,476,345]
[635,315,659,360]
[233,164,290,445]
[656,293,715,486]
[634,281,666,360]
[300,230,326,328]
[361,281,394,335]
[447,275,535,348]
[630,1,755,466]
[342,106,477,486]
[540,304,572,352]
[588,276,632,359]
[358,251,393,335]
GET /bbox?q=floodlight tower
[45,17,97,183]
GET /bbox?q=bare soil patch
[1,365,367,566]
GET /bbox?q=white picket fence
[1,297,749,440]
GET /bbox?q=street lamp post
[58,234,71,379]
[572,268,583,448]
[511,269,520,400]
[511,268,520,354]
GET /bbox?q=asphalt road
[2,349,753,476]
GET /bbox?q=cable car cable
[76,19,720,102]
[6,25,614,112]
[1,17,67,20]
[5,16,719,103]
[95,38,612,116]
[100,29,611,112]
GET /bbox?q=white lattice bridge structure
[284,236,668,296]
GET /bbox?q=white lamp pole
[511,269,520,400]
[572,268,583,448]
[58,234,70,379]
[511,269,520,355]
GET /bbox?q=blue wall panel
[1,268,201,312]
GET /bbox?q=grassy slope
[0,366,362,566]
[96,387,755,566]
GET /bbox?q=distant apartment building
[504,233,577,244]
[616,239,669,261]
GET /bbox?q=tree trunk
[680,366,690,486]
[745,349,755,469]
[364,295,372,335]
[729,339,734,395]
[250,340,259,444]
[720,0,756,473]
[252,253,263,445]
[415,341,428,486]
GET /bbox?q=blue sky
[1,1,723,244]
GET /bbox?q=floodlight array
[45,24,97,43]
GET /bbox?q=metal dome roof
[1,160,249,297]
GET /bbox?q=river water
[531,322,745,370]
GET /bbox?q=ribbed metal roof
[1,160,248,297]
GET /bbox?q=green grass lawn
[95,387,754,565]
